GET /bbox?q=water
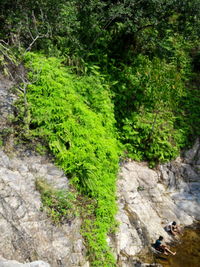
[153,224,200,267]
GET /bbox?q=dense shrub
[1,0,199,264]
[111,51,199,165]
[24,52,120,266]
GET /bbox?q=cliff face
[0,74,88,267]
[0,149,88,267]
[0,73,199,267]
[112,140,200,266]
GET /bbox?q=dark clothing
[154,239,162,249]
[154,239,164,252]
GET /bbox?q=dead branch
[0,43,15,63]
[24,11,51,53]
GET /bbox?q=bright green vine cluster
[24,52,120,266]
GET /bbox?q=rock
[81,262,90,267]
[73,239,84,254]
[18,164,29,174]
[0,149,87,267]
[184,139,199,164]
[0,151,10,168]
[0,74,16,131]
[29,262,50,267]
[181,164,199,182]
[1,73,200,267]
[0,72,88,267]
[113,139,200,265]
[46,165,64,177]
[0,258,50,267]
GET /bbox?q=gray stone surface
[0,74,88,267]
[1,65,200,267]
[0,149,88,267]
[113,140,200,266]
[0,258,50,267]
[0,74,16,130]
[184,139,199,164]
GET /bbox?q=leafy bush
[112,52,195,164]
[35,178,76,223]
[24,52,120,266]
[121,112,185,166]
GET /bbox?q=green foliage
[177,73,200,142]
[112,49,196,164]
[35,143,48,156]
[80,200,117,266]
[24,52,120,266]
[122,112,182,165]
[0,138,3,147]
[1,0,199,60]
[1,0,200,264]
[0,127,14,148]
[35,178,76,223]
[0,42,19,77]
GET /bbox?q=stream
[153,224,200,267]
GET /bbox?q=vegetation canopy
[24,52,120,265]
[0,0,199,266]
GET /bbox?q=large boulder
[113,140,200,266]
[0,149,88,267]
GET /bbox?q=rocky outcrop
[0,149,88,267]
[1,70,200,267]
[160,139,200,220]
[0,74,16,130]
[0,74,88,266]
[0,257,50,267]
[112,140,200,266]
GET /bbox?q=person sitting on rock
[153,236,176,256]
[165,221,181,236]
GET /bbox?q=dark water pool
[154,224,200,267]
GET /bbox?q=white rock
[113,142,200,265]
